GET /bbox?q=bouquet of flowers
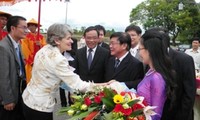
[58,83,156,120]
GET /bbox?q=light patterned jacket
[22,44,93,112]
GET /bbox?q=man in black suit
[94,25,110,50]
[74,26,110,83]
[105,32,144,89]
[146,28,196,120]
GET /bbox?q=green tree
[130,0,200,45]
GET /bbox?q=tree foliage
[130,0,200,45]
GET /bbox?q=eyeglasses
[137,48,145,52]
[16,26,29,32]
[109,42,120,46]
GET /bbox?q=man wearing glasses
[0,16,27,120]
[105,32,144,89]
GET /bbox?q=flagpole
[65,0,69,24]
[37,0,41,40]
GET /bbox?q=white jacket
[22,44,93,112]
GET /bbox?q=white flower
[108,82,127,93]
[143,106,157,120]
[67,109,75,116]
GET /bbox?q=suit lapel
[6,35,21,75]
[89,46,100,70]
[81,47,89,71]
[112,53,131,78]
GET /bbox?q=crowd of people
[0,10,199,120]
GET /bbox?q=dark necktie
[88,48,93,69]
[114,59,120,69]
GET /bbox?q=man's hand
[4,103,15,111]
[107,79,117,85]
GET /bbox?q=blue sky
[1,0,200,31]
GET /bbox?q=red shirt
[0,30,8,40]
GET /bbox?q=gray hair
[46,23,73,46]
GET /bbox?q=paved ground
[53,90,71,120]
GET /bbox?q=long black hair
[141,31,177,109]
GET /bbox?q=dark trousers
[59,88,67,107]
[23,102,53,120]
[0,99,25,120]
[59,88,73,107]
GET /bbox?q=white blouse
[22,44,94,112]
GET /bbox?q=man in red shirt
[0,11,12,40]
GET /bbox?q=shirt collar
[189,48,200,53]
[116,51,129,62]
[8,34,19,49]
[87,45,97,53]
[130,44,139,52]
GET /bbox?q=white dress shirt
[130,44,139,57]
[22,44,94,112]
[116,51,129,66]
[86,46,97,60]
[185,48,200,70]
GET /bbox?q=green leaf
[103,87,116,98]
[68,107,97,120]
[129,109,143,117]
[127,99,140,106]
[103,112,113,120]
[57,107,71,115]
[101,98,115,111]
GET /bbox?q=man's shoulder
[77,46,86,52]
[170,49,193,62]
[97,45,109,53]
[0,37,9,45]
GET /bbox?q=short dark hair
[146,27,170,48]
[83,26,99,37]
[110,32,131,51]
[6,16,26,32]
[191,37,200,43]
[94,25,106,35]
[125,24,142,35]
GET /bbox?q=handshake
[95,80,136,94]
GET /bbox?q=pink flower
[122,107,132,116]
[113,104,132,116]
[84,97,92,106]
[94,95,102,104]
[98,92,105,97]
[113,104,123,112]
[132,103,144,111]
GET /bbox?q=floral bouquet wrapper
[58,82,157,120]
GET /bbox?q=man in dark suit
[74,26,110,83]
[146,28,196,120]
[94,25,110,50]
[0,16,27,120]
[105,32,144,89]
